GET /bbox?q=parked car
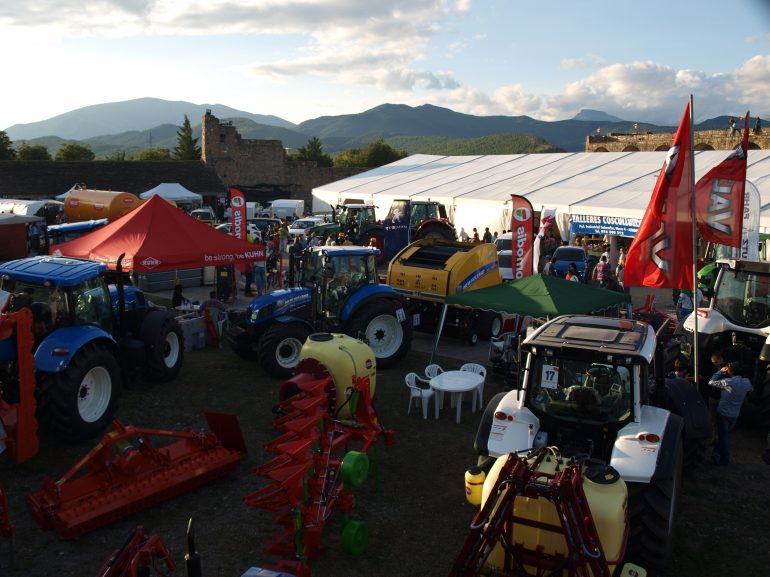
[190,208,217,224]
[551,246,589,281]
[288,216,324,239]
[248,217,283,236]
[215,222,261,240]
[494,232,513,281]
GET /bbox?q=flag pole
[690,94,699,387]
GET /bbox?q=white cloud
[539,59,769,124]
[560,54,606,71]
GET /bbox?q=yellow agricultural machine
[455,448,646,577]
[386,239,504,343]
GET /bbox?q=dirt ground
[2,337,769,577]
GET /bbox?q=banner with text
[569,214,641,238]
[509,195,534,279]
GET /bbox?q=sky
[2,0,770,131]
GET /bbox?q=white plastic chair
[405,372,434,420]
[461,363,487,407]
[424,363,444,379]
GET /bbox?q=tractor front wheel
[144,317,184,382]
[258,323,310,379]
[36,342,121,442]
[626,438,683,570]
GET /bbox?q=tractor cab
[302,247,379,320]
[710,259,770,329]
[334,204,377,241]
[1,262,114,341]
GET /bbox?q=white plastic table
[429,370,484,424]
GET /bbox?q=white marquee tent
[140,183,202,203]
[312,151,770,237]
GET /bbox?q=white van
[261,199,304,220]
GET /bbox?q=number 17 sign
[541,364,559,389]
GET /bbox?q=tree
[0,130,16,160]
[290,136,333,167]
[136,147,172,160]
[17,142,52,160]
[334,139,407,168]
[103,150,128,161]
[173,115,201,160]
[55,142,95,161]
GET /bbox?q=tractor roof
[0,256,108,287]
[523,314,656,363]
[310,246,380,257]
[716,259,770,275]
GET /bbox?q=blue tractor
[227,246,412,378]
[0,256,184,442]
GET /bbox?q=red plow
[244,355,393,577]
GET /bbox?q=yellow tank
[386,239,501,303]
[481,453,627,575]
[298,333,377,419]
[64,189,143,222]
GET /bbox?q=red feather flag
[695,112,749,247]
[625,103,694,290]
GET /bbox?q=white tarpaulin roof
[0,199,62,216]
[313,150,770,235]
[140,182,202,202]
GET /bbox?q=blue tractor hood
[245,286,312,323]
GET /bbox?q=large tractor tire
[36,342,121,442]
[258,323,311,379]
[415,223,455,241]
[346,301,411,369]
[626,439,683,571]
[477,310,503,340]
[232,329,259,361]
[143,316,184,382]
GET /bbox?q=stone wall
[201,111,364,208]
[586,129,770,152]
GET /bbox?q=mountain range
[3,97,736,156]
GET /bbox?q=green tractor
[311,204,385,250]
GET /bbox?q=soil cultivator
[27,412,246,539]
[244,333,393,577]
[95,525,176,577]
[0,307,40,464]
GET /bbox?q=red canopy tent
[51,195,265,271]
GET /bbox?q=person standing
[565,263,581,282]
[615,246,626,286]
[542,256,557,276]
[676,287,704,322]
[708,362,753,465]
[254,239,267,295]
[482,227,492,243]
[459,227,469,242]
[754,117,762,135]
[472,228,480,243]
[279,222,289,254]
[729,117,737,136]
[592,255,609,288]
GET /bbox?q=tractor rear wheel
[477,311,503,340]
[36,342,121,442]
[144,317,184,382]
[416,223,454,241]
[626,438,683,570]
[258,323,310,379]
[346,301,411,369]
